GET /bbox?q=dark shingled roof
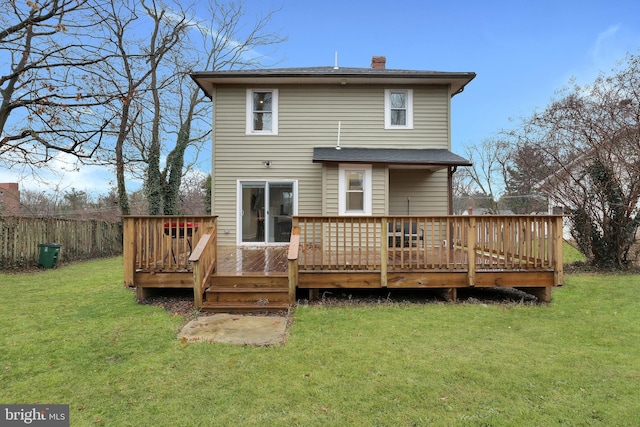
[312,147,471,167]
[192,66,474,78]
[190,66,476,98]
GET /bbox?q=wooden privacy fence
[0,216,122,269]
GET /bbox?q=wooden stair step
[212,275,288,288]
[205,282,290,306]
[204,272,291,312]
[206,292,289,304]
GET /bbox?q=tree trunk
[161,89,198,215]
[115,100,131,216]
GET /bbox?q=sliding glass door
[239,181,296,244]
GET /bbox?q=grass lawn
[1,255,639,426]
[563,241,587,265]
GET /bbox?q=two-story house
[122,57,563,310]
[191,56,475,246]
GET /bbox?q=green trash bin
[38,243,61,268]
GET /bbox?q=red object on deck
[163,222,199,237]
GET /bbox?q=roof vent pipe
[334,51,339,70]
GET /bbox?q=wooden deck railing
[292,215,564,283]
[470,216,560,269]
[189,230,218,309]
[122,214,563,306]
[122,215,217,286]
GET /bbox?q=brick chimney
[371,56,386,69]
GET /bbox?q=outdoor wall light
[263,160,272,168]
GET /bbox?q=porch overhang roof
[312,147,472,169]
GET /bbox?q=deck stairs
[201,273,290,312]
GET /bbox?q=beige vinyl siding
[388,169,449,216]
[212,84,451,244]
[324,164,338,215]
[279,85,449,148]
[372,165,387,215]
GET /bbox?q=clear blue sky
[264,0,640,153]
[3,0,639,196]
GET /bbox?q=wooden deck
[216,245,470,273]
[205,246,290,312]
[216,246,289,274]
[123,215,564,311]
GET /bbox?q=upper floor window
[384,89,413,129]
[246,89,278,135]
[338,164,372,215]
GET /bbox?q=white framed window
[246,89,279,135]
[338,164,372,215]
[384,89,413,129]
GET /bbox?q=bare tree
[17,189,56,217]
[500,143,550,214]
[510,54,640,269]
[143,0,285,215]
[94,0,284,216]
[92,0,190,215]
[144,2,195,215]
[457,137,511,213]
[177,170,209,214]
[0,0,114,167]
[2,0,284,217]
[154,72,203,214]
[451,170,474,214]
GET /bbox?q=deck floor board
[216,246,289,274]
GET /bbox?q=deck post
[288,226,301,306]
[288,260,298,305]
[380,218,388,288]
[467,217,476,287]
[123,217,136,287]
[192,261,203,309]
[554,215,564,286]
[136,286,151,300]
[442,288,457,303]
[521,287,552,303]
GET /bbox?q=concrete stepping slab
[178,313,288,346]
